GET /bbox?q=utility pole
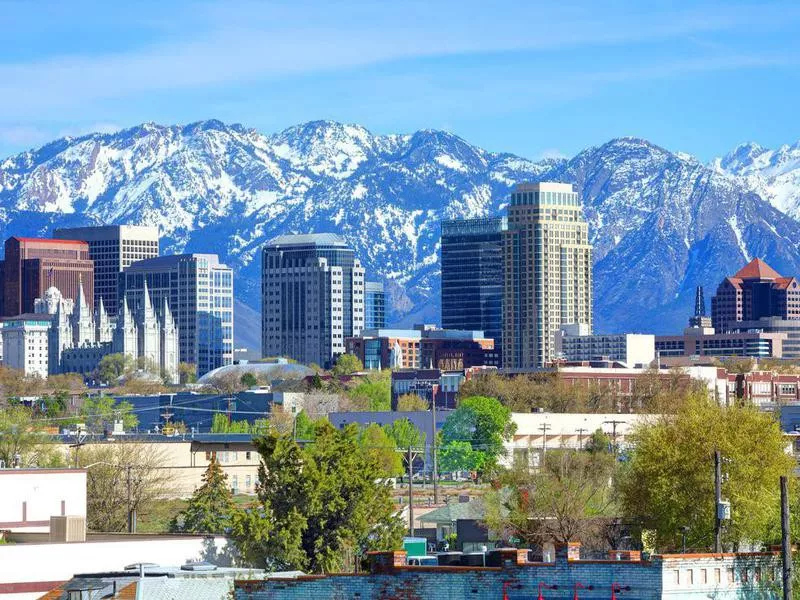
[408,445,414,536]
[539,423,551,461]
[714,450,722,553]
[782,475,793,600]
[126,465,136,534]
[604,420,625,455]
[576,428,587,450]
[431,398,439,504]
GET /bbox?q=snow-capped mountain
[1,120,799,345]
[712,141,800,218]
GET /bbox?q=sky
[1,0,799,161]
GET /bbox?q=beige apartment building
[59,434,261,498]
[503,182,593,368]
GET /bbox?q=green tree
[441,396,515,469]
[171,456,236,533]
[294,410,317,441]
[438,440,485,473]
[383,418,426,450]
[618,394,794,552]
[346,371,391,411]
[0,405,62,467]
[332,353,364,376]
[178,362,198,384]
[96,353,136,383]
[585,428,612,454]
[211,413,251,434]
[81,395,138,432]
[359,423,403,476]
[240,372,258,388]
[235,422,404,573]
[396,393,428,411]
[485,448,617,548]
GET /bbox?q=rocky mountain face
[1,120,799,346]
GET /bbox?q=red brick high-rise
[710,258,800,332]
[0,237,94,316]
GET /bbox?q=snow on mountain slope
[712,141,800,217]
[2,120,799,344]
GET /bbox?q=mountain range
[2,119,800,349]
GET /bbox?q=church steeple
[95,296,113,343]
[71,276,95,347]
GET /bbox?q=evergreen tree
[235,422,404,572]
[172,456,236,533]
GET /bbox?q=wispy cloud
[0,1,796,119]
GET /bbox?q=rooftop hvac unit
[50,515,86,543]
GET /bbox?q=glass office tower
[440,217,506,351]
[365,281,386,329]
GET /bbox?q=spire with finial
[694,286,706,317]
[142,277,155,321]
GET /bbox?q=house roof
[419,500,486,524]
[734,258,782,280]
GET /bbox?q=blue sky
[1,0,799,161]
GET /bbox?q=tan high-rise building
[502,182,593,368]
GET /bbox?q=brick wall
[235,551,781,599]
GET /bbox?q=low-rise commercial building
[235,546,782,599]
[555,323,655,367]
[0,469,86,534]
[390,367,494,410]
[347,325,498,371]
[56,434,261,498]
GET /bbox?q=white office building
[1,315,52,377]
[554,323,655,368]
[54,225,160,316]
[120,254,233,377]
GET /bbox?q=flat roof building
[0,237,94,317]
[555,323,655,368]
[347,325,497,372]
[54,225,159,315]
[121,254,233,377]
[262,233,365,368]
[441,217,506,353]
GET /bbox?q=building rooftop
[9,236,88,246]
[513,182,575,193]
[124,253,227,270]
[266,232,347,247]
[734,257,782,280]
[419,500,486,525]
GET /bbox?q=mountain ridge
[3,119,800,347]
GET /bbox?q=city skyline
[1,1,800,161]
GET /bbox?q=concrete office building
[441,217,506,351]
[554,323,655,367]
[262,233,365,368]
[503,183,593,368]
[121,254,233,377]
[364,281,386,329]
[0,315,51,377]
[54,224,159,315]
[0,237,94,317]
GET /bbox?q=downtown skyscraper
[503,182,592,368]
[440,217,506,350]
[261,233,365,368]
